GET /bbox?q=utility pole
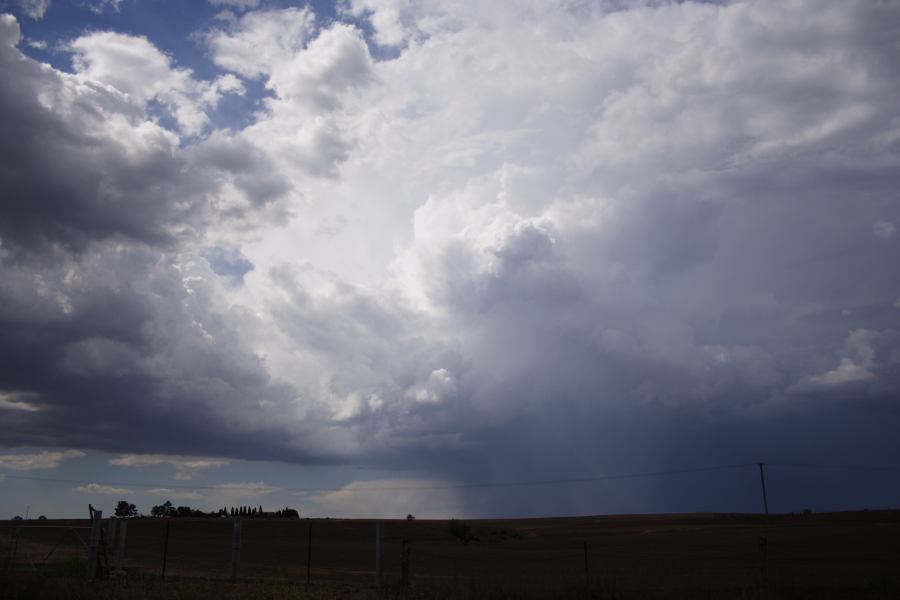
[758,462,769,515]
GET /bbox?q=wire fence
[4,510,900,593]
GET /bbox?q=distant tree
[449,519,476,545]
[38,515,47,520]
[407,514,415,521]
[230,507,234,516]
[12,515,22,521]
[259,504,263,517]
[151,500,175,518]
[115,500,137,517]
[283,508,299,519]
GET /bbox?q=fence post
[86,509,103,582]
[375,520,384,587]
[161,519,171,578]
[400,537,411,586]
[115,520,127,576]
[231,516,242,583]
[6,526,21,576]
[583,540,590,589]
[107,517,118,569]
[306,520,312,586]
[759,536,768,587]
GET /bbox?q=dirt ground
[3,511,900,595]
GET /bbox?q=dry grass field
[3,511,900,598]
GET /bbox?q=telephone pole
[758,462,769,515]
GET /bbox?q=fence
[5,510,900,594]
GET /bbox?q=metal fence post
[231,516,242,583]
[86,510,102,581]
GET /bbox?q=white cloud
[346,0,412,46]
[69,31,244,135]
[809,357,876,386]
[203,7,316,79]
[873,221,896,239]
[110,453,229,480]
[15,0,51,19]
[213,481,282,495]
[806,329,898,388]
[208,0,259,9]
[74,483,133,495]
[0,450,85,470]
[86,0,122,14]
[0,391,40,412]
[148,487,204,500]
[310,479,464,518]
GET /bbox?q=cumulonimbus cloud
[1,0,900,516]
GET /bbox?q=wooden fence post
[115,519,127,576]
[107,517,118,569]
[6,526,21,576]
[375,520,384,587]
[86,510,102,582]
[231,516,242,583]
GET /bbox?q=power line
[0,463,758,495]
[767,462,900,473]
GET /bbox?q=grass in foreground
[2,560,900,600]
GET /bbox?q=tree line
[114,500,299,519]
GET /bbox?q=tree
[115,500,137,518]
[151,500,175,518]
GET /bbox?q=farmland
[3,510,900,598]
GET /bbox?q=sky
[0,0,899,520]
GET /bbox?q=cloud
[14,0,51,19]
[213,482,282,495]
[203,7,316,79]
[2,1,900,517]
[0,450,85,470]
[345,0,413,46]
[74,482,133,495]
[69,31,244,135]
[0,391,40,412]
[148,487,204,501]
[110,453,229,480]
[873,221,896,239]
[309,479,464,518]
[208,0,259,9]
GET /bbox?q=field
[3,511,900,598]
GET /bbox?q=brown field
[3,510,900,598]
